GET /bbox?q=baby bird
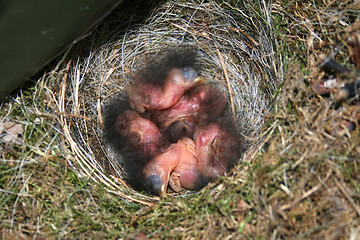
[151,84,227,142]
[143,117,243,197]
[193,118,244,182]
[126,49,205,113]
[142,137,206,197]
[102,99,167,190]
[103,48,244,197]
[113,109,164,159]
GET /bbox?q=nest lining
[60,0,281,204]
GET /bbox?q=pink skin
[142,137,200,197]
[115,110,163,159]
[169,137,198,192]
[152,85,209,128]
[193,119,242,182]
[153,84,226,127]
[151,85,227,140]
[127,68,205,113]
[194,123,227,180]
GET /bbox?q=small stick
[97,98,104,129]
[216,48,236,117]
[347,33,360,69]
[318,54,351,73]
[107,189,156,206]
[74,69,80,115]
[229,27,259,46]
[58,60,72,112]
[279,165,332,212]
[54,111,90,121]
[335,179,360,217]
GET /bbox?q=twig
[318,53,351,73]
[97,98,104,129]
[242,119,278,162]
[229,27,259,46]
[97,68,116,130]
[216,48,236,117]
[335,179,360,217]
[279,165,333,212]
[55,111,90,121]
[291,149,309,169]
[107,189,156,206]
[74,69,80,115]
[59,60,72,112]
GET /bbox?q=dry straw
[48,0,281,204]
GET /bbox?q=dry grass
[1,0,359,239]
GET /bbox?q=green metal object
[0,0,123,98]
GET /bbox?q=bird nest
[48,0,281,204]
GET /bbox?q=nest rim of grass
[46,0,281,205]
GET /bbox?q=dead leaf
[0,121,24,150]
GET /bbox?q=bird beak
[194,76,206,84]
[159,184,168,198]
[143,143,182,197]
[157,171,171,198]
[144,172,169,198]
